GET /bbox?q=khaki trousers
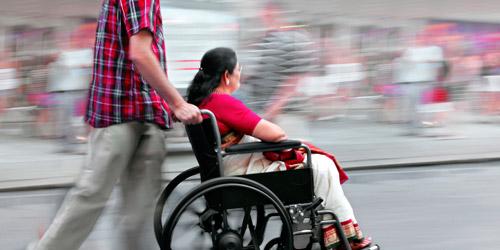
[35,122,166,250]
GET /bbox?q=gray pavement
[346,163,500,250]
[1,110,500,191]
[3,162,500,250]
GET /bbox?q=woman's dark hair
[187,47,237,105]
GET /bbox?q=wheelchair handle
[299,144,313,169]
[200,109,215,117]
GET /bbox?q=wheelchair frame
[154,110,378,250]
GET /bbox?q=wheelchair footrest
[363,244,381,250]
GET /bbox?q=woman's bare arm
[251,119,288,142]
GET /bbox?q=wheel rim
[161,177,294,250]
[154,167,200,246]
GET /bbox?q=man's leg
[35,122,143,250]
[118,123,166,250]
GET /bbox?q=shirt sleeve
[119,0,157,37]
[215,95,262,135]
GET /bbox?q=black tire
[154,166,200,246]
[264,237,282,250]
[161,177,294,250]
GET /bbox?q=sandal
[350,236,372,250]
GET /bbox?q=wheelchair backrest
[185,110,224,182]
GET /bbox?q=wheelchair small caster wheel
[216,230,243,250]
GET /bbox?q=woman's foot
[350,236,372,250]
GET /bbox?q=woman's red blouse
[199,93,262,136]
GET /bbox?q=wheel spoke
[245,208,260,250]
[240,208,250,236]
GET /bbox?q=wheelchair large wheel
[160,177,294,250]
[154,166,200,246]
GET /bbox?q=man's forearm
[131,51,185,109]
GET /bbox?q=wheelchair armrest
[224,140,302,155]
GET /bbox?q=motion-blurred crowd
[1,3,500,146]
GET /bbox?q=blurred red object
[422,87,449,104]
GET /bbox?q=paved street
[346,163,500,250]
[1,110,500,191]
[2,162,499,250]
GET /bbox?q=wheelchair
[154,110,380,250]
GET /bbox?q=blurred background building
[0,0,499,141]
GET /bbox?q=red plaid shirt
[85,0,172,129]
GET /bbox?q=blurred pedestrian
[245,1,318,138]
[396,34,445,135]
[28,0,202,249]
[372,53,402,123]
[480,52,500,116]
[419,60,453,128]
[47,33,93,153]
[0,53,19,124]
[26,63,54,138]
[305,38,365,121]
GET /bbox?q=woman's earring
[226,80,230,85]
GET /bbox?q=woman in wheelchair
[185,47,372,250]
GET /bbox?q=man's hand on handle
[173,102,202,125]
